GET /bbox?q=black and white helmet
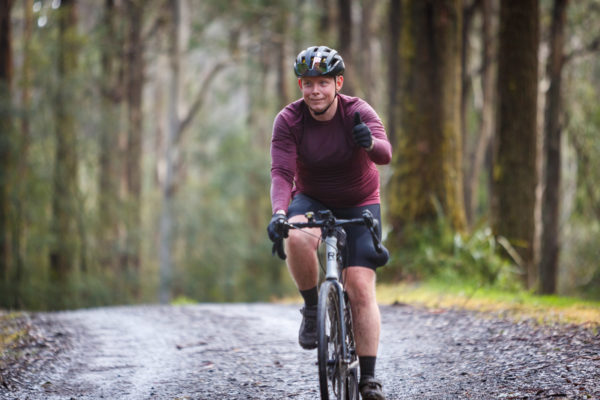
[294,46,345,78]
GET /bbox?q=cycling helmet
[294,46,345,78]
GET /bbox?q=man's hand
[352,112,374,151]
[267,212,288,242]
[267,212,288,260]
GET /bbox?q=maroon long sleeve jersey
[270,94,392,214]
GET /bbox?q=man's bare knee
[344,268,376,309]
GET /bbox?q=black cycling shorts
[287,193,389,270]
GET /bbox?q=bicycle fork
[324,233,359,370]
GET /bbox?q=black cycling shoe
[359,376,386,400]
[298,305,317,350]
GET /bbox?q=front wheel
[317,280,345,400]
[344,294,359,400]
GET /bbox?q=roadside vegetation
[376,215,600,332]
[377,280,600,332]
[0,312,33,387]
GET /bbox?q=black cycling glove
[352,112,373,150]
[267,213,288,260]
[267,213,288,241]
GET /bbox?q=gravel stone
[1,303,598,399]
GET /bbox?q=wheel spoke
[318,282,360,400]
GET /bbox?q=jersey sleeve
[270,112,297,214]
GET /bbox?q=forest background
[0,0,599,311]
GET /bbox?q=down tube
[324,235,338,280]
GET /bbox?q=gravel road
[1,303,599,400]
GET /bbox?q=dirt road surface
[1,303,599,399]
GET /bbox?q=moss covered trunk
[0,0,13,295]
[123,0,144,274]
[50,0,80,292]
[388,0,466,244]
[492,0,539,288]
[98,0,123,273]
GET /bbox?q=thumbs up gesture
[352,112,374,150]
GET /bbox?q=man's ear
[336,75,344,91]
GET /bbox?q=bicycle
[276,209,385,400]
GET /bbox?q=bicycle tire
[317,280,345,400]
[343,293,359,400]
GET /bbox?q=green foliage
[561,218,600,300]
[570,79,600,220]
[558,39,600,298]
[163,109,296,303]
[382,208,520,291]
[170,296,198,306]
[0,312,30,366]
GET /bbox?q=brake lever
[361,210,383,254]
[370,226,384,253]
[272,239,286,260]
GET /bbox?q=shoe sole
[361,393,386,400]
[299,340,317,350]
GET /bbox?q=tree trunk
[160,0,181,304]
[460,0,478,226]
[158,0,228,303]
[123,0,144,274]
[539,0,568,294]
[492,0,539,288]
[275,43,288,111]
[337,0,355,95]
[318,0,335,44]
[387,0,401,147]
[467,0,496,225]
[99,0,123,273]
[359,0,375,103]
[50,0,79,299]
[11,0,34,307]
[388,0,466,242]
[5,0,34,308]
[274,10,290,110]
[0,0,13,301]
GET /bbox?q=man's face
[298,75,343,116]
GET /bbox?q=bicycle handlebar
[273,209,384,260]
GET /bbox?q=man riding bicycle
[267,45,391,400]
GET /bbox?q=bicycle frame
[323,233,341,281]
[284,209,382,400]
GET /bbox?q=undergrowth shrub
[382,211,521,291]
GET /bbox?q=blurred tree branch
[176,60,230,144]
[564,35,600,63]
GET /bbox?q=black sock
[359,356,376,379]
[300,286,318,307]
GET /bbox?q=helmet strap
[313,92,337,116]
